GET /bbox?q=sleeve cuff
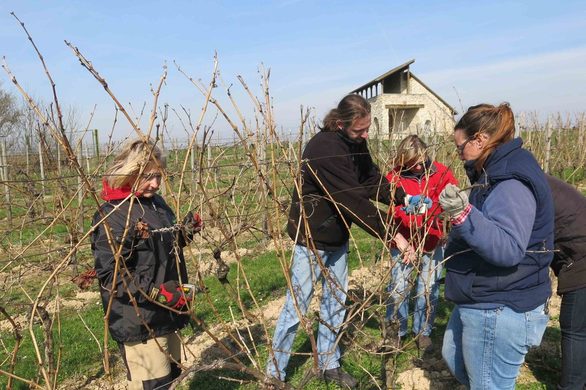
[452,204,472,225]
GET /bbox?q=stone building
[350,59,456,139]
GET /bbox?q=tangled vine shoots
[1,14,585,390]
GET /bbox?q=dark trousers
[558,286,586,390]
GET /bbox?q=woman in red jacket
[385,135,457,352]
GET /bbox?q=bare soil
[22,268,563,389]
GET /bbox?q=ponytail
[322,108,341,131]
[320,94,371,132]
[455,102,515,172]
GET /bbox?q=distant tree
[0,84,22,140]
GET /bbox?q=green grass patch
[0,303,117,390]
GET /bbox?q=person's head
[321,94,371,142]
[454,103,516,171]
[395,134,429,174]
[104,138,166,198]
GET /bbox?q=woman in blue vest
[438,103,554,389]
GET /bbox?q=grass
[2,132,580,389]
[182,227,564,389]
[0,228,376,389]
[0,303,117,390]
[0,224,567,389]
[0,242,291,389]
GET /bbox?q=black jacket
[546,175,586,294]
[91,194,190,343]
[287,130,403,250]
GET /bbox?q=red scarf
[100,178,137,201]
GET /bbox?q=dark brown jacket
[287,130,404,251]
[547,175,586,294]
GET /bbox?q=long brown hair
[455,103,515,171]
[321,94,371,131]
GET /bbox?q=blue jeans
[558,286,586,390]
[266,243,349,380]
[442,304,548,390]
[386,247,443,337]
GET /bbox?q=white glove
[439,184,469,219]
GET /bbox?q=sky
[1,0,585,143]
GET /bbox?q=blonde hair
[394,134,428,167]
[104,138,165,188]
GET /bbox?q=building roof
[350,59,414,94]
[349,59,456,115]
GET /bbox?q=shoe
[320,368,358,389]
[262,376,284,390]
[416,335,433,353]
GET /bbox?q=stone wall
[369,77,455,139]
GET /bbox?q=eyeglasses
[455,137,474,154]
[141,172,163,181]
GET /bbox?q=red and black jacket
[91,182,189,343]
[386,161,458,252]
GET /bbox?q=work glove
[439,184,469,219]
[402,194,433,215]
[183,211,203,235]
[150,281,192,309]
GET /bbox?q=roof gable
[350,59,415,93]
[350,59,456,114]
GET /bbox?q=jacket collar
[465,137,523,183]
[335,129,368,148]
[100,178,136,201]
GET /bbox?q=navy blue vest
[444,138,554,312]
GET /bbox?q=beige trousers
[120,332,182,390]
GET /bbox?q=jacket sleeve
[361,162,394,205]
[305,147,395,241]
[92,208,152,299]
[451,179,536,267]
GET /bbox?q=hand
[439,184,469,219]
[402,194,433,215]
[151,281,190,309]
[183,211,203,235]
[406,194,433,207]
[392,233,417,264]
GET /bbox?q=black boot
[320,368,358,389]
[382,320,401,351]
[416,334,433,354]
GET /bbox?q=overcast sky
[1,0,585,142]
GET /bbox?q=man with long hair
[266,95,409,388]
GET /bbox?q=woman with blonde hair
[439,103,553,389]
[384,134,457,353]
[91,138,202,389]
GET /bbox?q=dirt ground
[54,270,562,389]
